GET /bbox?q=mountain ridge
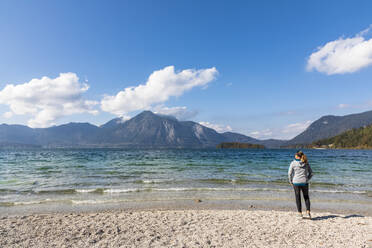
[311,123,372,149]
[285,110,372,146]
[0,111,276,148]
[2,109,372,149]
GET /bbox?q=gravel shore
[0,209,371,247]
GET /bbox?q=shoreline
[1,197,371,217]
[1,206,371,247]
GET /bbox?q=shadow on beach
[311,214,365,221]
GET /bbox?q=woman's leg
[293,185,302,212]
[301,185,310,211]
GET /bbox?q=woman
[288,150,313,219]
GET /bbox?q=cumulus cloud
[152,105,198,120]
[249,120,312,140]
[199,121,232,133]
[101,66,218,116]
[337,100,372,110]
[338,103,350,109]
[3,111,13,119]
[0,73,98,127]
[307,25,372,75]
[249,129,273,139]
[281,120,312,136]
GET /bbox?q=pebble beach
[1,209,371,248]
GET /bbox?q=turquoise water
[0,149,371,208]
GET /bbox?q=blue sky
[1,0,372,139]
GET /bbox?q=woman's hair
[301,154,308,164]
[296,150,308,164]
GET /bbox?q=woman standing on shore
[288,151,313,219]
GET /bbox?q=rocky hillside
[311,124,372,149]
[285,110,372,146]
[0,111,273,148]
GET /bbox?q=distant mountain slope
[0,124,36,144]
[257,139,287,148]
[286,110,372,146]
[312,124,372,149]
[216,142,265,149]
[0,111,268,148]
[221,132,285,148]
[99,111,224,147]
[36,123,100,146]
[221,132,260,144]
[6,110,371,149]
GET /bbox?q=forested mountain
[311,124,372,149]
[285,110,372,146]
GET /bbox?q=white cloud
[152,105,198,120]
[248,120,312,140]
[281,120,312,135]
[199,121,232,133]
[307,25,372,75]
[3,111,13,119]
[100,66,218,116]
[250,131,260,136]
[249,129,273,139]
[338,103,350,109]
[0,73,98,127]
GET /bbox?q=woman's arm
[288,162,294,184]
[307,163,313,180]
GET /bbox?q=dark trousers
[293,184,310,212]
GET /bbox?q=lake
[0,148,371,213]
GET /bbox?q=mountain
[285,110,372,146]
[98,111,224,147]
[35,123,100,146]
[311,124,372,149]
[257,139,287,148]
[3,110,371,149]
[221,132,260,144]
[0,124,37,145]
[220,132,285,148]
[216,142,265,149]
[0,111,269,148]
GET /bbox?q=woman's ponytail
[301,154,308,164]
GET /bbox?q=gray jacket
[288,159,313,184]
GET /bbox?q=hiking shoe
[306,211,312,219]
[298,212,303,218]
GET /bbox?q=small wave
[36,166,53,170]
[312,189,367,194]
[36,189,76,194]
[71,199,111,205]
[70,198,133,205]
[0,198,54,206]
[153,187,368,194]
[13,200,49,205]
[0,179,18,185]
[75,189,99,193]
[153,187,290,192]
[155,187,190,191]
[0,188,18,193]
[199,179,234,184]
[0,195,14,200]
[103,188,143,193]
[199,178,287,185]
[137,179,173,184]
